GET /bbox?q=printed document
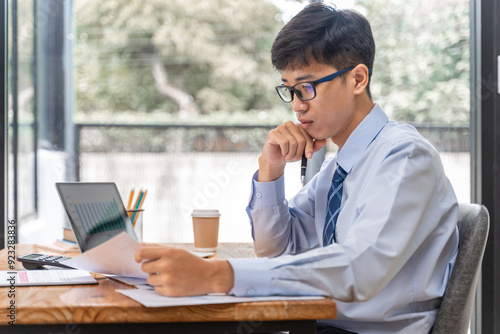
[0,270,97,286]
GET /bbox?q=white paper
[117,289,323,308]
[0,270,97,286]
[191,251,214,258]
[60,232,215,279]
[105,274,149,286]
[61,232,147,278]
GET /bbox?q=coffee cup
[191,209,220,252]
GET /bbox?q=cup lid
[191,209,221,217]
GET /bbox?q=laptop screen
[55,182,137,252]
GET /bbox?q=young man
[135,3,459,333]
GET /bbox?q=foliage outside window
[74,0,469,127]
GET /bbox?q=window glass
[360,0,470,203]
[74,0,290,242]
[13,0,470,245]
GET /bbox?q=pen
[301,153,307,184]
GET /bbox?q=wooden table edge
[0,298,336,325]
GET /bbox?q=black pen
[301,152,307,184]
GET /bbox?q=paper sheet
[60,232,215,279]
[105,274,149,287]
[191,251,214,258]
[117,289,324,308]
[0,270,97,286]
[61,232,147,278]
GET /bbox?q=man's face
[280,61,361,148]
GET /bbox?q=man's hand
[258,121,326,182]
[135,245,234,297]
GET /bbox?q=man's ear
[352,64,370,96]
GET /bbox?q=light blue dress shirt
[227,104,459,333]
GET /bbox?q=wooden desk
[0,243,336,334]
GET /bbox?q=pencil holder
[127,209,144,242]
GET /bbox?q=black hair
[271,3,375,97]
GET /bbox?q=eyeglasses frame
[275,66,367,103]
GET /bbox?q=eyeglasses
[275,66,355,103]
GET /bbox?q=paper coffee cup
[192,209,220,252]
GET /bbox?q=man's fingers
[296,125,314,159]
[135,245,167,262]
[264,121,312,163]
[141,258,164,274]
[269,122,301,160]
[269,128,290,157]
[147,273,165,286]
[282,121,310,161]
[147,275,182,297]
[280,123,299,160]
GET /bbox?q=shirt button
[247,288,256,295]
[256,193,262,198]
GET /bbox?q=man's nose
[292,96,308,113]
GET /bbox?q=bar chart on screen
[72,198,126,235]
[55,183,137,252]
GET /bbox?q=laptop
[55,182,138,252]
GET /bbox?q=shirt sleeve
[231,139,456,302]
[245,170,320,257]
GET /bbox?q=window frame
[471,0,500,332]
[1,0,8,249]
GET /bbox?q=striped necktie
[323,164,348,245]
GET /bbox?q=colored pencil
[133,190,147,226]
[130,190,144,225]
[127,189,134,210]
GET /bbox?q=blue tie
[323,165,348,245]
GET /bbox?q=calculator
[17,253,74,270]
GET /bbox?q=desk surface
[0,243,336,328]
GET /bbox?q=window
[4,0,499,332]
[8,0,471,243]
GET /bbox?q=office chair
[431,203,489,334]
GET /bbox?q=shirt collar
[337,103,388,173]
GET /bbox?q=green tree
[75,0,470,125]
[358,0,470,124]
[75,0,284,115]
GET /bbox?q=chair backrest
[431,203,489,334]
